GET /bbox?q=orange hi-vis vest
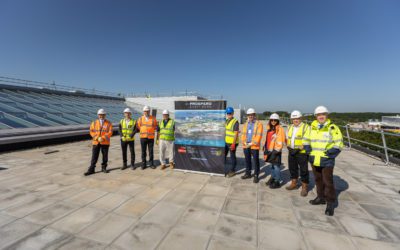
[137,115,157,139]
[265,124,285,151]
[241,120,263,150]
[90,119,113,145]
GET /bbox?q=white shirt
[290,123,301,148]
[99,119,104,127]
[125,118,131,128]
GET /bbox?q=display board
[174,100,226,174]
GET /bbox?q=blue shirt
[246,120,256,143]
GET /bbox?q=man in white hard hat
[157,109,175,170]
[84,109,113,176]
[137,106,158,169]
[304,106,343,216]
[119,108,137,170]
[241,108,263,183]
[285,110,311,196]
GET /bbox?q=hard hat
[246,108,256,115]
[162,109,169,115]
[314,106,329,115]
[97,109,106,115]
[290,110,302,119]
[270,113,280,120]
[143,106,150,111]
[226,107,234,114]
[123,108,131,113]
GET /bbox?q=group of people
[83,105,175,176]
[225,105,343,216]
[84,104,343,216]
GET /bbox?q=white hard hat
[143,106,150,111]
[246,108,256,115]
[270,113,280,120]
[123,108,131,113]
[97,109,106,115]
[162,109,169,115]
[314,106,329,115]
[290,110,302,119]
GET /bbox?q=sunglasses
[270,119,278,122]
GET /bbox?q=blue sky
[0,0,399,112]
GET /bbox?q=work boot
[84,167,95,176]
[226,171,235,178]
[170,162,175,169]
[325,202,335,216]
[121,163,128,170]
[141,162,147,170]
[253,175,259,183]
[131,163,136,170]
[270,180,281,189]
[286,179,298,190]
[161,164,167,170]
[309,197,326,205]
[241,174,252,179]
[267,178,275,188]
[300,182,309,197]
[101,167,109,173]
[149,161,156,169]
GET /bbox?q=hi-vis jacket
[241,120,263,150]
[119,119,136,142]
[265,124,285,152]
[90,119,113,145]
[137,115,157,139]
[304,119,344,167]
[286,122,310,154]
[225,118,239,144]
[159,119,175,141]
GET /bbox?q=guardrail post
[345,124,352,149]
[381,130,389,165]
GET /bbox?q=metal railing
[0,76,123,98]
[343,125,400,166]
[281,117,400,166]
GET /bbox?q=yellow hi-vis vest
[159,119,175,141]
[306,119,344,166]
[120,119,136,142]
[225,118,239,144]
[287,122,310,154]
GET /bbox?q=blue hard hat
[226,107,234,114]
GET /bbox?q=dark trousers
[288,153,309,183]
[140,138,154,163]
[225,143,238,172]
[90,144,109,170]
[312,166,336,202]
[244,148,260,176]
[121,140,135,165]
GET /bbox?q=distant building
[381,115,400,133]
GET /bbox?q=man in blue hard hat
[225,107,240,177]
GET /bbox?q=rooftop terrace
[0,137,399,249]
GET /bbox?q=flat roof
[0,137,399,249]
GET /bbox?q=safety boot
[161,164,167,170]
[84,167,95,176]
[325,202,335,216]
[285,179,298,190]
[300,182,309,197]
[226,171,235,178]
[253,175,259,183]
[149,161,156,169]
[141,162,147,170]
[170,162,175,169]
[309,197,326,205]
[101,167,109,173]
[241,174,252,179]
[121,163,128,170]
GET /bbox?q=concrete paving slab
[303,228,356,250]
[259,221,307,250]
[5,227,70,250]
[88,193,131,212]
[134,186,171,202]
[24,202,80,226]
[296,209,343,233]
[115,182,147,196]
[380,221,400,242]
[0,219,42,248]
[66,189,108,206]
[53,236,107,250]
[214,214,257,245]
[223,198,257,219]
[338,216,395,242]
[228,185,257,202]
[207,235,257,250]
[189,194,226,212]
[78,213,136,244]
[141,201,184,226]
[359,203,400,221]
[114,198,154,218]
[178,207,219,233]
[4,197,57,218]
[351,237,400,250]
[259,203,297,225]
[50,207,106,234]
[200,183,230,197]
[176,180,205,192]
[162,189,197,206]
[0,212,17,227]
[113,222,169,250]
[158,226,211,250]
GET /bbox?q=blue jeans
[270,164,281,181]
[243,148,260,176]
